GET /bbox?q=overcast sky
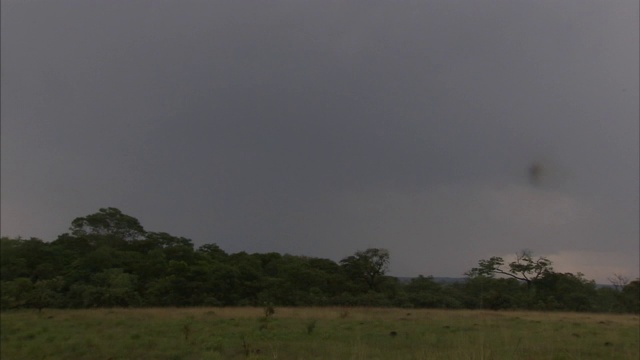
[2,0,638,282]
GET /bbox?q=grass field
[1,307,638,359]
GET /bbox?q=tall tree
[69,207,146,241]
[340,248,390,292]
[467,250,553,289]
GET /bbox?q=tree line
[1,208,638,313]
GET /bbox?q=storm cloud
[2,0,638,282]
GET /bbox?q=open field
[1,307,638,359]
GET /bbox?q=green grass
[1,307,638,359]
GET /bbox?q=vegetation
[2,307,638,359]
[1,207,638,313]
[466,250,553,289]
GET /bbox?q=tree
[197,243,227,260]
[0,278,33,309]
[608,273,630,292]
[404,275,445,308]
[0,237,63,282]
[533,272,597,311]
[340,248,390,292]
[70,207,146,241]
[30,277,65,312]
[621,279,640,313]
[145,232,195,263]
[467,250,553,289]
[1,237,30,281]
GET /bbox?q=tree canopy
[466,250,553,288]
[1,208,637,313]
[70,207,146,240]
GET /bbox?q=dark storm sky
[2,0,638,282]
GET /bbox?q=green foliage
[30,277,65,311]
[197,243,227,259]
[532,272,597,311]
[1,278,33,309]
[70,207,145,240]
[621,279,640,313]
[404,275,443,307]
[1,209,636,313]
[340,248,390,292]
[467,250,553,288]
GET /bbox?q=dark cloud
[2,0,638,282]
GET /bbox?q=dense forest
[1,208,638,313]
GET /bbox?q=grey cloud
[2,0,638,282]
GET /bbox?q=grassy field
[1,307,638,359]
